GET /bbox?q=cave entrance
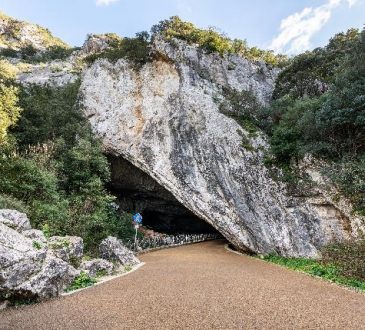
[108,156,220,235]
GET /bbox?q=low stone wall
[125,233,221,252]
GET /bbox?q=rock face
[81,33,120,54]
[16,60,79,87]
[80,38,365,257]
[99,236,140,265]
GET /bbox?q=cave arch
[108,156,220,235]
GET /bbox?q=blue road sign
[133,213,143,224]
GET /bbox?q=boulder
[0,223,77,301]
[48,236,83,266]
[99,236,140,266]
[0,209,31,233]
[18,255,79,299]
[0,223,45,292]
[80,258,114,277]
[23,229,47,245]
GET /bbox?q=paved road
[3,240,365,330]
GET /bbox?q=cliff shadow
[107,156,221,235]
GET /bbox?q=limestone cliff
[79,38,365,257]
[7,23,364,257]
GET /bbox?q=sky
[0,0,364,54]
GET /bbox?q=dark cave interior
[108,156,220,235]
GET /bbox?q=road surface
[2,240,365,329]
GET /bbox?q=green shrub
[42,223,51,239]
[13,81,82,147]
[124,265,132,272]
[273,28,360,99]
[0,153,69,231]
[263,27,365,215]
[267,28,364,163]
[0,45,77,63]
[322,240,365,281]
[95,270,108,278]
[0,60,22,145]
[325,156,365,215]
[0,193,28,213]
[66,272,97,292]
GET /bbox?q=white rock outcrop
[80,38,365,257]
[0,222,77,301]
[48,236,84,265]
[99,236,140,266]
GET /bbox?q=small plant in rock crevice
[32,241,42,250]
[124,265,132,272]
[65,272,97,292]
[95,270,108,278]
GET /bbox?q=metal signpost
[132,213,143,251]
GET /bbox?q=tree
[273,29,360,100]
[317,27,365,156]
[0,60,22,145]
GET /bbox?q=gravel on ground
[2,240,365,330]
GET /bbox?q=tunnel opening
[108,156,221,236]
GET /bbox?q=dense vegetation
[0,75,135,254]
[0,60,22,144]
[0,45,79,63]
[259,28,365,215]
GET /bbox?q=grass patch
[95,270,108,278]
[261,255,365,291]
[124,265,132,272]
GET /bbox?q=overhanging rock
[80,38,363,257]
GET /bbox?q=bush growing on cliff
[273,28,360,100]
[151,16,288,67]
[85,32,151,68]
[84,17,288,68]
[325,156,365,216]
